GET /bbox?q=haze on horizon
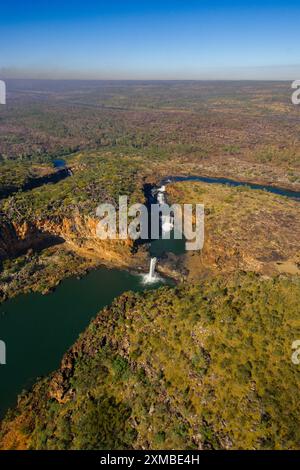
[1,0,300,81]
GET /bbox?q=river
[0,266,172,417]
[161,175,300,201]
[0,173,299,417]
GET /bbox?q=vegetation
[1,274,300,450]
[0,247,99,302]
[0,80,299,451]
[1,80,299,191]
[0,152,147,303]
[1,153,144,222]
[0,161,64,198]
[167,181,300,279]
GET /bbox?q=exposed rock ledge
[0,213,148,270]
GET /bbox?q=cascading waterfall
[157,186,166,205]
[157,192,165,204]
[143,257,158,284]
[157,185,174,233]
[149,257,157,279]
[161,214,174,233]
[142,184,169,284]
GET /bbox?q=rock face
[0,156,149,270]
[0,217,52,260]
[0,213,147,269]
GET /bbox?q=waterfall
[143,257,158,284]
[161,214,174,233]
[157,192,165,205]
[157,186,166,206]
[149,257,157,280]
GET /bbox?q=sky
[0,0,300,80]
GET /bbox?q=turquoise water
[0,266,171,417]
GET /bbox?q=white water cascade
[157,192,165,204]
[143,257,158,284]
[161,214,174,233]
[157,186,166,205]
[157,186,174,233]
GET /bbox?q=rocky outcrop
[0,212,148,269]
[0,216,60,260]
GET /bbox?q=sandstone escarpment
[0,212,148,269]
[0,215,61,261]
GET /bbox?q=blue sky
[0,0,299,79]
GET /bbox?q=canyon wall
[0,213,148,269]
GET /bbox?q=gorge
[0,172,299,421]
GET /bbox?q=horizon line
[1,77,296,82]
